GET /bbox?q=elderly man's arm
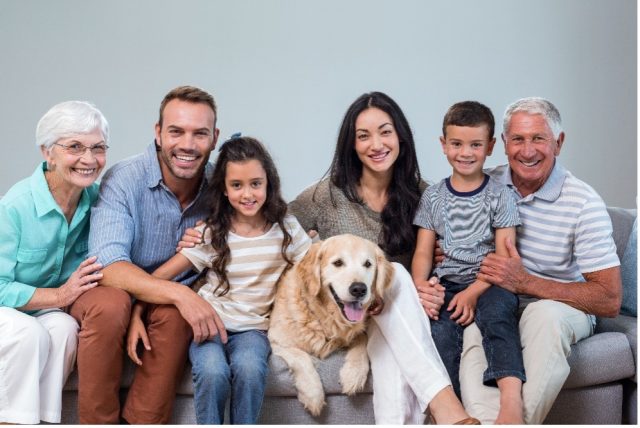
[478,238,622,317]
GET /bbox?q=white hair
[35,100,109,149]
[503,97,563,139]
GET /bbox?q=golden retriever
[268,234,394,416]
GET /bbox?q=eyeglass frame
[52,142,110,156]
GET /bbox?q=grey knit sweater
[288,178,424,269]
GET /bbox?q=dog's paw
[298,389,326,416]
[339,363,369,395]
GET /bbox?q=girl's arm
[152,253,194,280]
[127,253,195,364]
[127,301,150,365]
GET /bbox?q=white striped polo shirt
[487,162,620,284]
[181,214,311,332]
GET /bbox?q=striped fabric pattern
[413,175,520,284]
[488,163,619,283]
[181,214,311,332]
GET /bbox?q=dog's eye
[363,260,372,268]
[332,259,344,267]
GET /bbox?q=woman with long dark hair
[289,92,477,424]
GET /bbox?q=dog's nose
[349,282,367,299]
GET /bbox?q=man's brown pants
[70,286,191,424]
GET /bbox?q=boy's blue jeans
[189,329,271,424]
[431,280,526,398]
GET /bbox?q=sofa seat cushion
[65,348,373,398]
[597,315,637,382]
[564,332,635,388]
[66,331,635,394]
[265,350,372,396]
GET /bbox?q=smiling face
[354,107,400,177]
[317,235,393,324]
[41,129,107,191]
[155,99,218,189]
[502,112,564,196]
[440,125,495,182]
[224,159,268,223]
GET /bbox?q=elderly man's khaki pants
[70,286,192,424]
[459,299,593,424]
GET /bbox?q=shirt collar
[30,162,58,217]
[30,161,94,219]
[498,160,567,202]
[144,141,164,188]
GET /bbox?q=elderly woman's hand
[56,256,102,307]
[415,276,445,320]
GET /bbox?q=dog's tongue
[344,302,364,322]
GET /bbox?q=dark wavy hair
[325,91,422,256]
[202,136,292,296]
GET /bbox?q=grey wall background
[0,0,636,208]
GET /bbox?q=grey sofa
[61,207,637,424]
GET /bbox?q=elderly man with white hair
[457,97,622,424]
[0,101,109,424]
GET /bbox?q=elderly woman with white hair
[0,100,109,424]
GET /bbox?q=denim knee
[475,286,524,386]
[475,286,518,320]
[189,340,231,390]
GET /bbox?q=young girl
[127,136,311,424]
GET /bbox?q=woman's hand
[415,277,445,320]
[56,256,102,307]
[127,302,150,365]
[176,221,204,252]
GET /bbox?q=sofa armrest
[597,314,637,382]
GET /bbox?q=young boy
[412,101,525,424]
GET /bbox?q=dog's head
[298,234,394,324]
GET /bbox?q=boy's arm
[466,226,517,293]
[464,226,517,293]
[494,226,517,258]
[448,226,517,325]
[411,228,435,287]
[412,228,445,319]
[467,226,517,293]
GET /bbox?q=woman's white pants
[367,263,451,424]
[0,307,78,424]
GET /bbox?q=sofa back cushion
[607,207,637,317]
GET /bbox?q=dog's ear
[298,241,324,297]
[373,245,394,299]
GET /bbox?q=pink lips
[369,151,389,162]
